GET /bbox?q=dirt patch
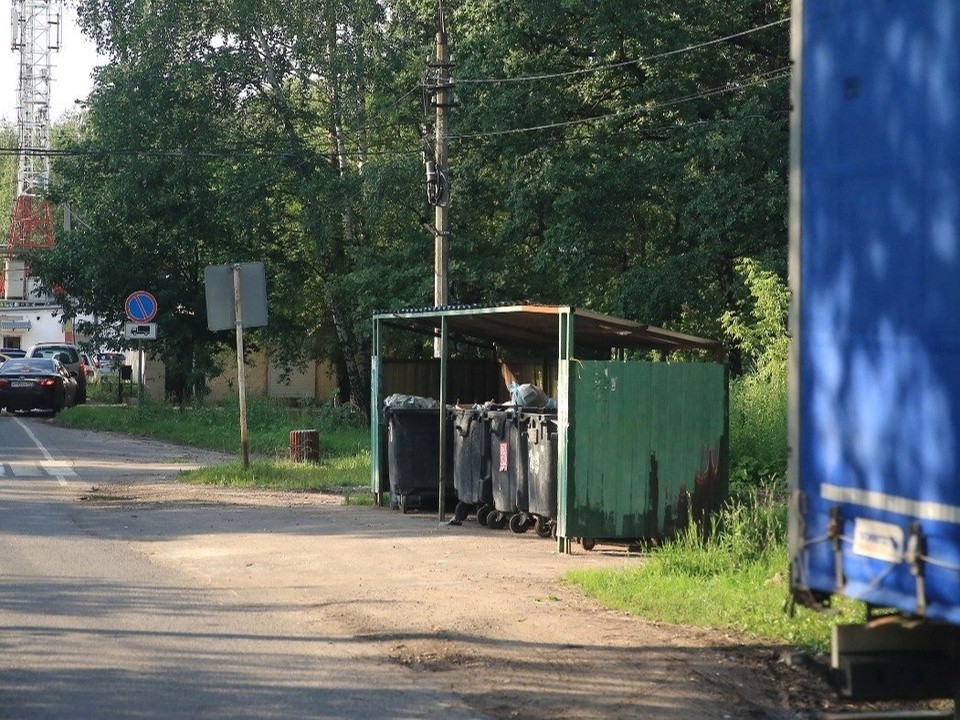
[80,482,344,508]
[79,481,942,720]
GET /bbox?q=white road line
[41,461,77,477]
[13,417,71,486]
[0,463,5,476]
[9,463,40,477]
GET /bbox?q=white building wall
[0,304,66,348]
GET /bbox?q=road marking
[9,463,41,477]
[13,418,72,486]
[41,461,77,477]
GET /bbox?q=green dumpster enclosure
[370,304,728,553]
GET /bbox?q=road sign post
[233,264,250,470]
[204,262,268,471]
[125,291,158,404]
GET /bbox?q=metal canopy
[373,303,722,353]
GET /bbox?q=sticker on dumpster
[499,441,509,472]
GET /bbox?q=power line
[0,145,422,159]
[452,110,791,153]
[456,18,789,85]
[448,67,790,140]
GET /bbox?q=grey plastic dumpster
[449,405,493,523]
[385,406,454,513]
[487,407,530,532]
[523,411,558,538]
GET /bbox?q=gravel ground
[76,479,878,720]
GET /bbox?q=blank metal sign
[204,262,269,331]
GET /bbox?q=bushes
[729,368,787,494]
[723,257,789,492]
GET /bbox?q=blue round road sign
[125,291,158,323]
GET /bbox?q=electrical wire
[0,144,422,159]
[448,66,790,140]
[456,18,789,85]
[450,110,789,153]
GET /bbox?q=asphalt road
[0,414,488,720]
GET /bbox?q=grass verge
[58,398,372,493]
[566,486,860,654]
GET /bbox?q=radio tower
[4,0,61,301]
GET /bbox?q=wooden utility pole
[433,9,450,308]
[430,4,452,356]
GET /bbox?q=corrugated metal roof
[373,303,722,353]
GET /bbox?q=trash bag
[508,382,549,407]
[384,394,440,410]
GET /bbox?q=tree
[29,0,792,411]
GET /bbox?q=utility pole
[426,2,452,356]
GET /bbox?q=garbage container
[385,406,454,513]
[449,405,493,523]
[289,429,320,462]
[487,407,530,531]
[524,412,558,538]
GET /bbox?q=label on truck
[851,518,904,564]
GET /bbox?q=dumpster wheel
[580,537,596,551]
[487,512,508,530]
[399,495,409,514]
[454,501,472,523]
[535,518,553,539]
[509,513,531,534]
[477,505,492,526]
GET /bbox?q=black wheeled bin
[487,407,530,531]
[524,411,558,538]
[449,405,493,523]
[385,406,454,513]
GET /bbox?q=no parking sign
[125,291,158,323]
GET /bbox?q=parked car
[0,348,26,358]
[25,343,87,404]
[0,357,78,414]
[79,352,99,385]
[96,351,126,376]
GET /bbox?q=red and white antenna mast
[4,0,61,300]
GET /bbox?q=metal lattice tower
[5,0,61,300]
[11,0,60,197]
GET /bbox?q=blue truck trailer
[790,0,960,705]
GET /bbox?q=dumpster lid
[373,303,721,353]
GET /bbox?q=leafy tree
[27,0,792,410]
[0,122,18,235]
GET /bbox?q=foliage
[0,122,16,231]
[722,256,789,380]
[723,257,789,489]
[729,370,787,492]
[25,0,790,410]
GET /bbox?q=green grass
[58,397,372,493]
[568,548,858,653]
[180,454,370,491]
[567,485,860,653]
[60,397,367,456]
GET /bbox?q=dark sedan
[0,358,78,414]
